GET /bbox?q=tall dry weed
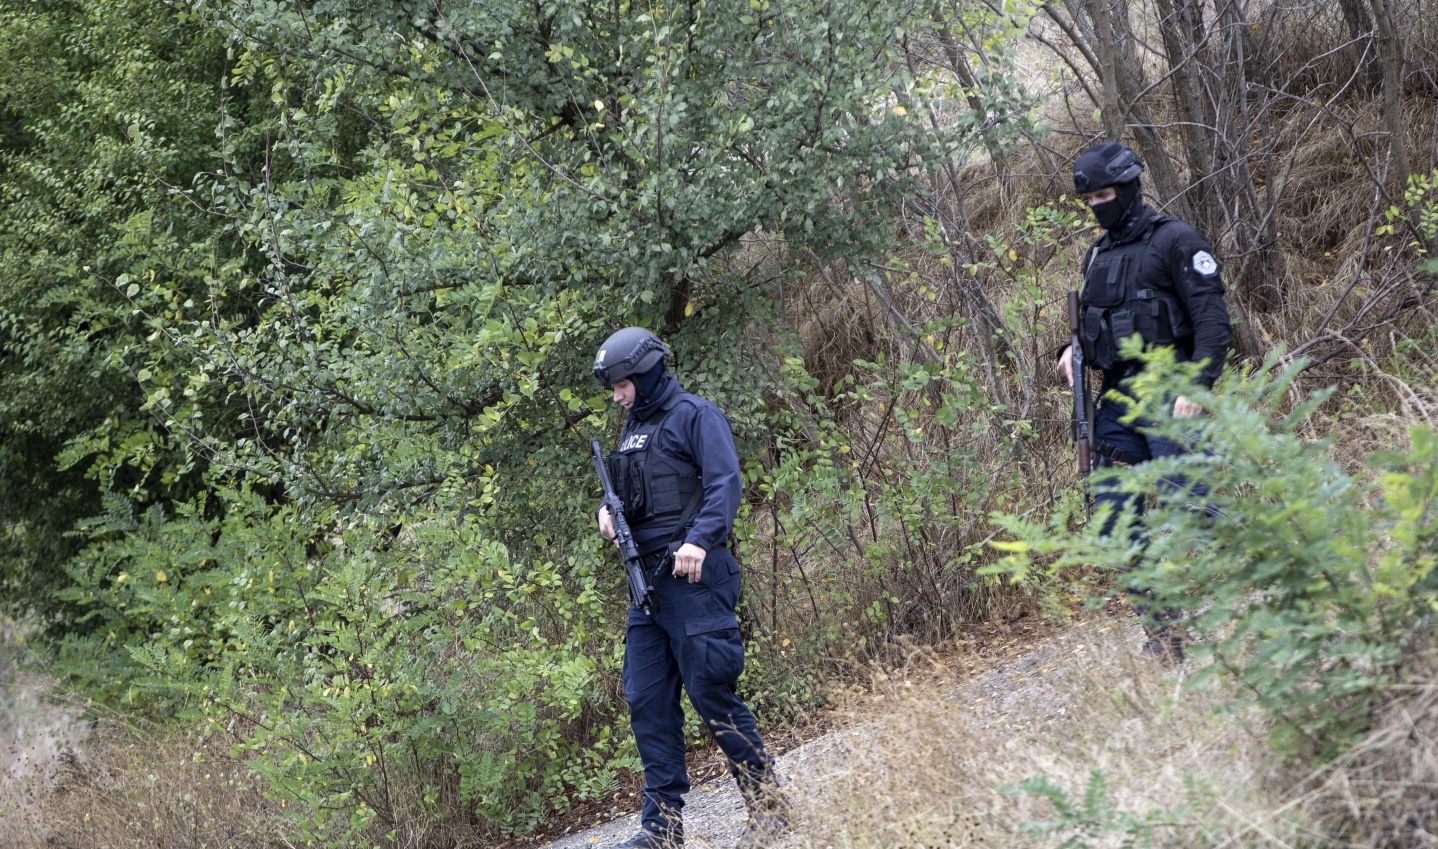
[1304,638,1438,849]
[1,720,284,849]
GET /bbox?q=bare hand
[597,505,617,544]
[1173,395,1203,418]
[671,543,707,583]
[1057,346,1075,388]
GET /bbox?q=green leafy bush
[744,319,1024,666]
[13,0,1039,837]
[55,488,633,843]
[990,346,1438,755]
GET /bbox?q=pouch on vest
[609,453,647,519]
[1084,254,1128,307]
[1165,296,1192,340]
[648,475,685,515]
[1135,288,1191,347]
[1083,309,1117,370]
[1109,309,1138,354]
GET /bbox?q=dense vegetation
[2,0,1435,845]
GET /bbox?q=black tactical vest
[608,394,702,537]
[1080,216,1192,371]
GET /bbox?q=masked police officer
[1056,141,1233,661]
[593,327,788,849]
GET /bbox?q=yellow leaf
[684,301,695,317]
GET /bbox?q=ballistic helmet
[1073,142,1144,194]
[593,327,671,388]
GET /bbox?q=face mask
[1090,179,1142,231]
[1091,197,1128,230]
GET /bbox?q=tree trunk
[1367,0,1438,259]
[1152,0,1218,232]
[1339,0,1382,92]
[1213,0,1283,315]
[1060,0,1192,221]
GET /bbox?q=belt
[640,544,728,571]
[1103,363,1143,385]
[640,549,672,572]
[1096,440,1144,466]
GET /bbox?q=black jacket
[608,375,742,556]
[1079,204,1232,388]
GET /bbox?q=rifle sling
[658,488,705,562]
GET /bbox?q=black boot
[1129,590,1187,665]
[1142,624,1186,665]
[736,777,791,849]
[613,827,683,849]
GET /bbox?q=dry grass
[781,618,1318,849]
[1302,639,1438,849]
[1,715,285,849]
[1259,0,1438,99]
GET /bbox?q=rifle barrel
[1067,291,1093,520]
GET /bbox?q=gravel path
[540,614,1151,849]
[0,678,87,802]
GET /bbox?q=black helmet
[1073,142,1144,194]
[593,327,671,388]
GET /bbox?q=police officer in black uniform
[1057,141,1233,659]
[593,327,789,849]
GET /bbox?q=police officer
[1057,141,1233,660]
[592,327,788,849]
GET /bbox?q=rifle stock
[1067,291,1093,520]
[591,438,655,614]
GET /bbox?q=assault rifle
[591,438,655,615]
[1067,290,1093,521]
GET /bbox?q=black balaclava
[1091,176,1143,233]
[632,360,668,408]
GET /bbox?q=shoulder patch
[1192,250,1219,276]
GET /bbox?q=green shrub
[52,488,633,843]
[745,327,1022,663]
[989,346,1438,756]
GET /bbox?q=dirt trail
[536,614,1146,849]
[0,676,89,806]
